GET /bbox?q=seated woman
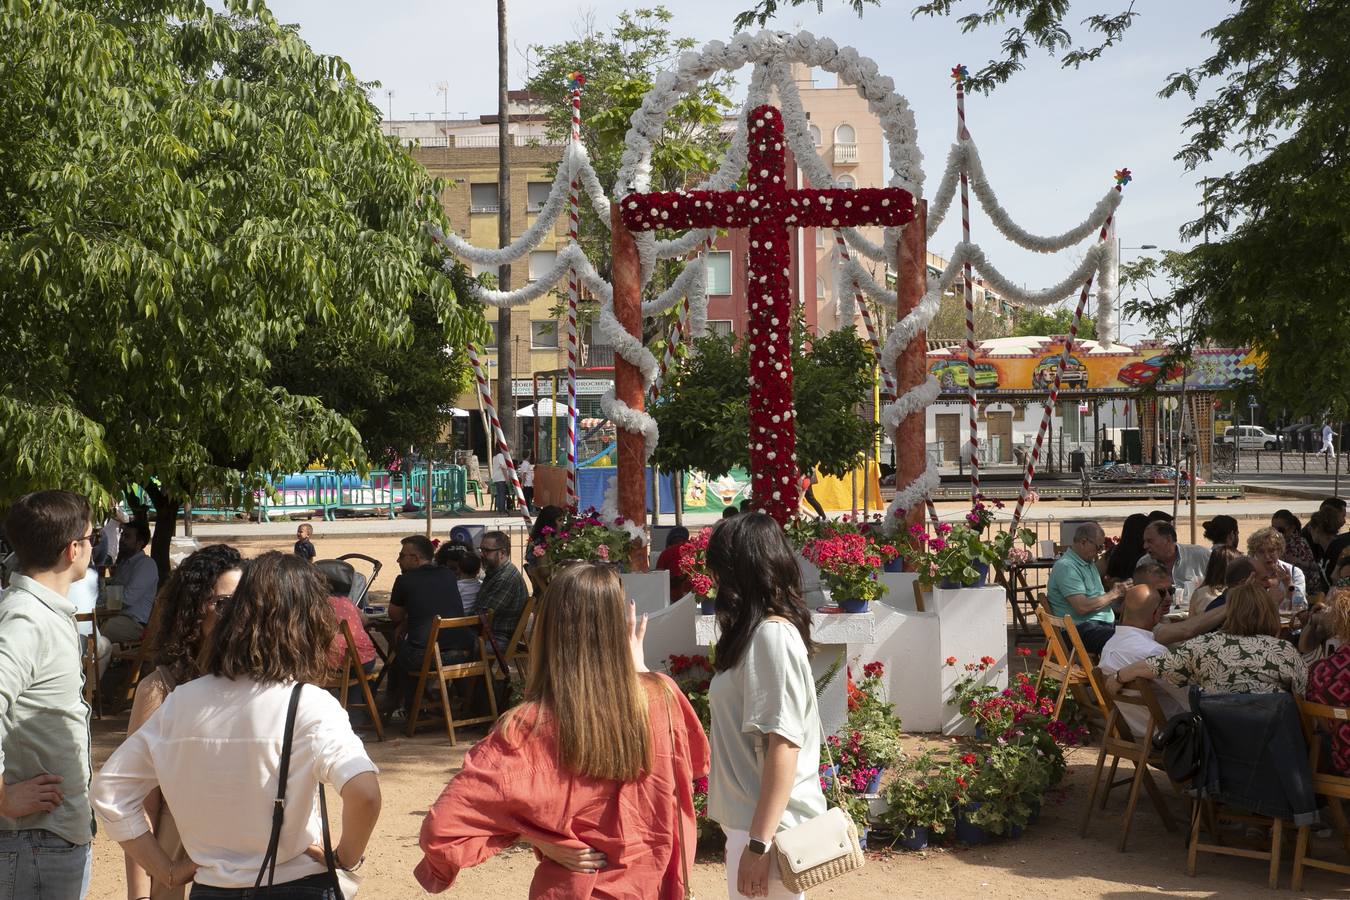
[1305,588,1350,776]
[1115,581,1308,696]
[1273,509,1327,596]
[1247,526,1306,609]
[1190,546,1241,617]
[415,563,709,898]
[1101,513,1148,589]
[314,558,378,677]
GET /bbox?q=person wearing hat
[1202,514,1239,550]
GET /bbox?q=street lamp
[1116,241,1158,339]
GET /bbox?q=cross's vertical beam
[747,218,798,523]
[610,203,649,569]
[895,202,929,531]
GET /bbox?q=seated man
[385,535,472,720]
[1133,560,1229,645]
[101,520,159,644]
[476,530,529,653]
[1100,585,1189,737]
[1137,520,1210,593]
[1046,522,1126,654]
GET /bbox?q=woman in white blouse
[92,552,382,899]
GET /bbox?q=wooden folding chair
[320,620,384,742]
[1187,797,1286,888]
[1292,698,1350,890]
[1080,669,1179,850]
[1059,615,1110,723]
[111,601,166,705]
[1033,606,1099,721]
[74,612,101,719]
[500,596,536,684]
[406,615,500,744]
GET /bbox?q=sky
[264,0,1236,340]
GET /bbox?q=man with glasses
[0,491,97,899]
[1137,520,1209,595]
[385,535,470,723]
[1046,522,1127,653]
[477,530,528,653]
[101,520,159,645]
[1134,560,1229,645]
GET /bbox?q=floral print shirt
[1148,632,1308,696]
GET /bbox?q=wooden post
[610,203,649,570]
[895,201,929,530]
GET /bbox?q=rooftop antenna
[385,88,394,124]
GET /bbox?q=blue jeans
[1070,620,1116,655]
[493,480,509,512]
[0,828,92,900]
[191,872,337,898]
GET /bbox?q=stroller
[337,553,383,610]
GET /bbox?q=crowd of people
[0,490,832,899]
[1045,498,1350,780]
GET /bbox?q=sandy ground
[86,715,1350,899]
[84,507,1349,898]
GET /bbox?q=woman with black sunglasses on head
[704,513,825,899]
[120,543,242,900]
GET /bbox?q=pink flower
[531,545,545,558]
[929,538,946,551]
[936,522,952,535]
[597,545,610,561]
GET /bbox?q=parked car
[1216,425,1282,450]
[1117,354,1184,388]
[930,359,999,391]
[1032,354,1088,388]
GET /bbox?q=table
[997,559,1057,638]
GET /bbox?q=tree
[524,7,736,293]
[910,289,1011,342]
[1009,305,1096,341]
[0,0,481,568]
[651,327,879,479]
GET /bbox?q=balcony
[582,343,616,367]
[469,204,499,214]
[833,142,858,165]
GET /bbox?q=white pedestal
[621,572,670,618]
[695,612,875,738]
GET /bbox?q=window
[837,174,856,190]
[809,124,822,147]
[526,182,551,212]
[833,124,858,165]
[486,321,500,346]
[816,276,827,299]
[528,250,556,282]
[530,320,559,349]
[470,183,499,213]
[707,320,734,338]
[471,261,496,280]
[834,123,856,144]
[706,251,732,295]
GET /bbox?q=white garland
[1095,225,1120,347]
[957,241,1111,308]
[642,255,707,320]
[881,375,940,431]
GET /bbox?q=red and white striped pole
[953,64,979,502]
[562,72,585,511]
[834,230,896,402]
[469,343,531,526]
[1010,172,1130,528]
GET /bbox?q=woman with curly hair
[121,543,243,900]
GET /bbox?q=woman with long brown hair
[123,543,242,900]
[415,562,709,898]
[705,513,824,900]
[93,552,381,899]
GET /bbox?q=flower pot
[1008,822,1025,839]
[938,561,989,590]
[896,824,929,851]
[858,825,870,851]
[884,557,906,573]
[865,769,884,795]
[699,598,716,615]
[839,597,870,613]
[954,803,992,845]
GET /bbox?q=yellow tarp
[810,462,883,512]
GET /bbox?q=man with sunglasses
[0,491,97,899]
[1134,560,1230,645]
[477,531,528,654]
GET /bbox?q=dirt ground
[84,509,1349,898]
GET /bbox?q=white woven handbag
[770,709,865,892]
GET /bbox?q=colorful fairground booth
[925,335,1259,481]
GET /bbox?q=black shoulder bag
[251,684,353,899]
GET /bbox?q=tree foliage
[1008,304,1095,341]
[0,1,481,520]
[651,328,880,478]
[923,289,1013,342]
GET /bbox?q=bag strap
[254,683,305,891]
[815,693,850,809]
[319,784,344,897]
[656,681,694,900]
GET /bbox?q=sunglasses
[74,530,96,545]
[210,593,233,611]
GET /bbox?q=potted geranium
[537,508,635,572]
[901,520,1034,589]
[847,661,904,778]
[676,527,717,614]
[881,751,955,850]
[801,529,898,612]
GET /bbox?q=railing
[455,134,499,148]
[185,467,470,522]
[583,343,616,367]
[833,142,858,165]
[469,204,499,214]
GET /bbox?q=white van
[1218,425,1281,450]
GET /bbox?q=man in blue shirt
[1047,522,1128,653]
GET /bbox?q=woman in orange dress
[415,562,709,899]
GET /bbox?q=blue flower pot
[939,561,989,590]
[884,557,906,573]
[858,826,870,851]
[840,597,870,613]
[699,598,716,615]
[896,825,929,851]
[865,769,884,794]
[954,803,991,845]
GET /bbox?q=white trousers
[722,828,805,900]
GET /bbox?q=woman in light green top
[706,513,825,899]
